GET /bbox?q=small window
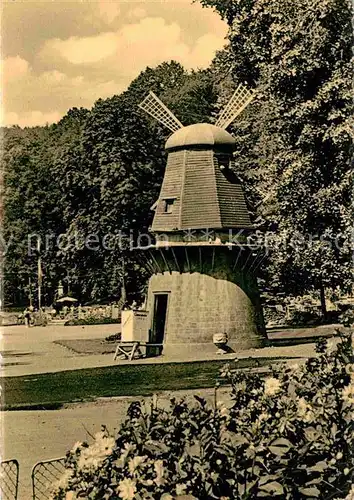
[164,199,175,213]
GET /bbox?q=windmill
[133,83,266,357]
[138,83,256,232]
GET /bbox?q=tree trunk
[319,280,327,322]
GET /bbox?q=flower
[234,381,247,392]
[342,383,354,405]
[65,492,76,500]
[152,393,158,408]
[70,441,82,454]
[345,364,354,377]
[176,484,187,495]
[51,470,73,493]
[77,433,116,471]
[326,339,337,354]
[296,397,315,422]
[154,459,166,486]
[117,478,137,500]
[128,455,147,475]
[220,364,232,378]
[258,412,270,423]
[344,485,354,500]
[264,377,281,396]
[217,400,230,418]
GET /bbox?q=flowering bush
[52,333,353,500]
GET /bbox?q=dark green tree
[204,0,353,314]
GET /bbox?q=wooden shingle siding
[152,147,253,232]
[181,150,222,229]
[214,157,253,228]
[152,151,185,232]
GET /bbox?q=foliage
[206,0,353,300]
[2,62,218,306]
[51,333,354,499]
[64,317,121,327]
[3,0,353,308]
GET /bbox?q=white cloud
[43,32,119,64]
[3,11,228,127]
[127,7,147,19]
[188,33,226,68]
[4,110,63,128]
[1,55,29,81]
[97,1,120,24]
[40,16,226,74]
[1,56,123,127]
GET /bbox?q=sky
[1,0,228,128]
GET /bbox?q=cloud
[1,56,123,127]
[3,11,227,127]
[97,1,120,24]
[40,17,226,75]
[127,7,147,19]
[43,32,119,64]
[4,110,63,128]
[2,55,29,81]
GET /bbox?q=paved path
[1,324,121,377]
[1,322,342,377]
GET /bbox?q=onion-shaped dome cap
[165,123,236,151]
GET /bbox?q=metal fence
[31,457,66,500]
[0,459,19,500]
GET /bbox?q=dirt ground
[1,388,230,500]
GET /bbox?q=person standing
[24,307,31,328]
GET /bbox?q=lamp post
[37,238,42,310]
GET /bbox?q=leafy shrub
[287,309,321,326]
[64,316,121,326]
[339,307,354,328]
[105,333,122,343]
[51,334,354,500]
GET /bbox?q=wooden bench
[113,342,162,361]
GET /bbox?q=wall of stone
[145,249,266,350]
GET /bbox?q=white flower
[154,459,166,486]
[128,455,147,475]
[344,484,354,500]
[234,380,247,392]
[345,364,354,377]
[296,397,315,422]
[326,339,336,353]
[217,400,230,418]
[264,377,281,396]
[152,393,158,408]
[258,412,270,422]
[51,470,73,493]
[342,384,354,405]
[77,434,115,471]
[297,397,308,417]
[117,478,137,500]
[176,484,187,495]
[70,441,82,454]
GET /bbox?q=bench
[113,342,162,361]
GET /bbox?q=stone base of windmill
[144,270,267,357]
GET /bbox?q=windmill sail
[138,91,183,133]
[216,84,255,129]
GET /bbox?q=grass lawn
[54,339,117,354]
[2,357,299,410]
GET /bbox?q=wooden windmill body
[137,87,266,356]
